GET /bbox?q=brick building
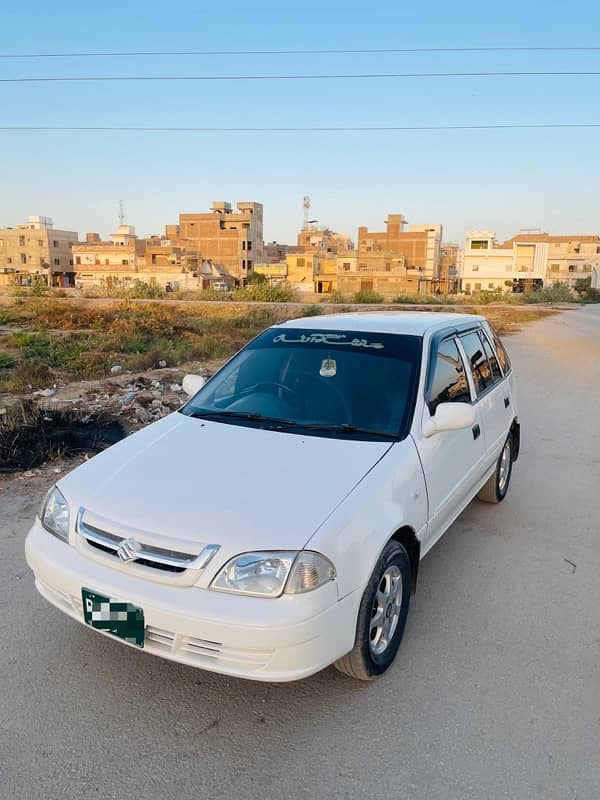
[166,201,263,282]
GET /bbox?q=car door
[458,328,511,470]
[413,334,486,555]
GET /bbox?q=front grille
[76,508,219,574]
[86,540,186,572]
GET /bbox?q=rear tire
[478,435,513,504]
[334,541,411,681]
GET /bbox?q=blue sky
[1,0,599,245]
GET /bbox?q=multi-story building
[0,216,78,287]
[335,214,443,298]
[72,226,146,287]
[508,232,600,290]
[296,226,353,255]
[461,230,600,293]
[438,244,461,293]
[166,201,263,282]
[286,253,322,293]
[263,241,289,263]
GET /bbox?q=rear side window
[479,331,503,382]
[428,338,471,412]
[460,331,494,396]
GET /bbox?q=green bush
[0,351,15,369]
[301,304,323,317]
[522,284,575,304]
[325,291,349,304]
[352,290,385,304]
[232,284,298,303]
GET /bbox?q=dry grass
[0,298,555,393]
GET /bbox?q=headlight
[40,485,70,543]
[210,551,335,598]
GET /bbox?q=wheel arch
[389,525,420,594]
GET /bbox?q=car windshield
[181,327,422,440]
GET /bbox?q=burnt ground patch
[0,401,126,472]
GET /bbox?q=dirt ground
[1,305,600,800]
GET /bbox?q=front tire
[478,435,513,504]
[334,541,411,681]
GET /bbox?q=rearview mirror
[182,374,206,396]
[422,402,475,438]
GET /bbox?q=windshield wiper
[283,423,398,438]
[184,409,297,427]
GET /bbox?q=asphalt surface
[1,305,599,800]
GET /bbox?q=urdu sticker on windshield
[272,333,384,349]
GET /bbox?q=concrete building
[439,244,461,293]
[296,226,353,255]
[72,226,146,287]
[286,253,322,294]
[461,230,600,293]
[333,214,443,298]
[253,262,287,284]
[166,201,263,282]
[263,241,289,263]
[507,232,600,290]
[0,216,78,287]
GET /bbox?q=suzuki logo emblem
[116,537,142,562]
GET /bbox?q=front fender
[305,438,428,599]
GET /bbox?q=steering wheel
[288,370,352,424]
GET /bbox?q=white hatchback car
[26,312,519,682]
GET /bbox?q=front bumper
[25,521,361,682]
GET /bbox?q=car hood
[58,413,393,554]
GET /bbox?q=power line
[1,46,600,58]
[1,123,599,132]
[2,71,600,83]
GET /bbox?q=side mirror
[422,402,475,438]
[182,374,206,397]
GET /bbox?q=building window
[20,253,27,264]
[247,241,252,251]
[568,265,576,272]
[470,240,489,250]
[7,256,13,264]
[53,240,59,248]
[242,260,246,269]
[151,254,157,265]
[241,241,246,250]
[488,283,494,289]
[38,239,44,247]
[75,257,81,265]
[550,263,560,273]
[464,282,471,290]
[471,265,479,272]
[296,258,305,267]
[474,283,482,291]
[19,236,26,246]
[121,259,129,265]
[343,262,351,271]
[247,260,252,269]
[54,258,60,266]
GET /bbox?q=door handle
[472,424,481,440]
[504,397,510,408]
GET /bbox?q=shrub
[326,291,349,304]
[301,304,323,317]
[522,284,575,304]
[352,290,385,304]
[232,284,298,303]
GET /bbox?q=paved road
[1,306,599,800]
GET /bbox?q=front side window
[460,331,493,396]
[427,338,471,413]
[181,328,422,440]
[478,331,502,382]
[484,322,511,375]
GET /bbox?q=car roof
[276,311,485,337]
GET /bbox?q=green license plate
[82,588,144,648]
